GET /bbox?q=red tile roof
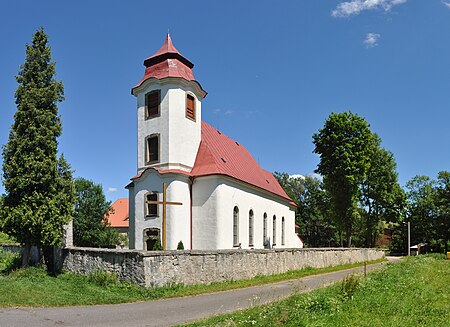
[133,34,197,90]
[131,122,292,203]
[107,198,129,228]
[192,122,292,202]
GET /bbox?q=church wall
[136,81,201,172]
[192,176,303,250]
[166,87,201,170]
[192,177,222,249]
[130,171,191,250]
[166,179,191,250]
[136,86,169,170]
[128,185,136,248]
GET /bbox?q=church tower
[131,34,207,172]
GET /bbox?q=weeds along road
[0,259,399,327]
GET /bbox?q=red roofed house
[127,35,303,251]
[107,198,129,235]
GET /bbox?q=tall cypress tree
[1,28,75,269]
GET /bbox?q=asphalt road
[0,259,397,327]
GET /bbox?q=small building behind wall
[127,34,303,251]
[107,198,129,235]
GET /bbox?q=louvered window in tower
[146,135,159,164]
[186,94,195,120]
[146,91,160,119]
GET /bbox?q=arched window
[145,192,158,217]
[281,217,285,246]
[263,213,267,246]
[273,215,277,246]
[233,206,239,247]
[249,210,254,247]
[146,134,159,164]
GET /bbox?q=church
[127,35,303,251]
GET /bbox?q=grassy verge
[0,249,386,307]
[186,254,450,327]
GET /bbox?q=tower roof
[144,34,193,68]
[133,34,202,91]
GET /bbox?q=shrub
[340,274,360,299]
[152,238,163,251]
[0,232,16,244]
[177,241,184,250]
[87,270,119,287]
[0,250,21,273]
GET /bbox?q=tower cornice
[131,77,207,99]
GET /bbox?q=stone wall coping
[0,243,22,247]
[64,246,386,257]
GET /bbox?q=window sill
[145,161,160,165]
[185,115,196,122]
[145,114,160,120]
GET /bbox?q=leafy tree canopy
[73,178,119,248]
[313,112,376,246]
[398,172,450,253]
[274,172,338,247]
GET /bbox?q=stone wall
[0,243,40,264]
[63,248,147,286]
[63,247,385,287]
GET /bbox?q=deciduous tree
[360,145,406,247]
[274,172,337,247]
[73,178,119,248]
[313,112,375,247]
[406,175,437,247]
[435,171,450,253]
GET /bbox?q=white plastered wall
[129,170,191,250]
[192,176,303,250]
[128,184,136,248]
[135,79,202,172]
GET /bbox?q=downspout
[189,176,194,250]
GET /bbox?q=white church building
[127,35,303,251]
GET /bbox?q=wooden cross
[145,182,183,250]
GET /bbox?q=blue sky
[0,0,449,201]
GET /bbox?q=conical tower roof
[133,34,204,93]
[144,34,193,68]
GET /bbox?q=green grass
[0,248,386,307]
[186,254,450,327]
